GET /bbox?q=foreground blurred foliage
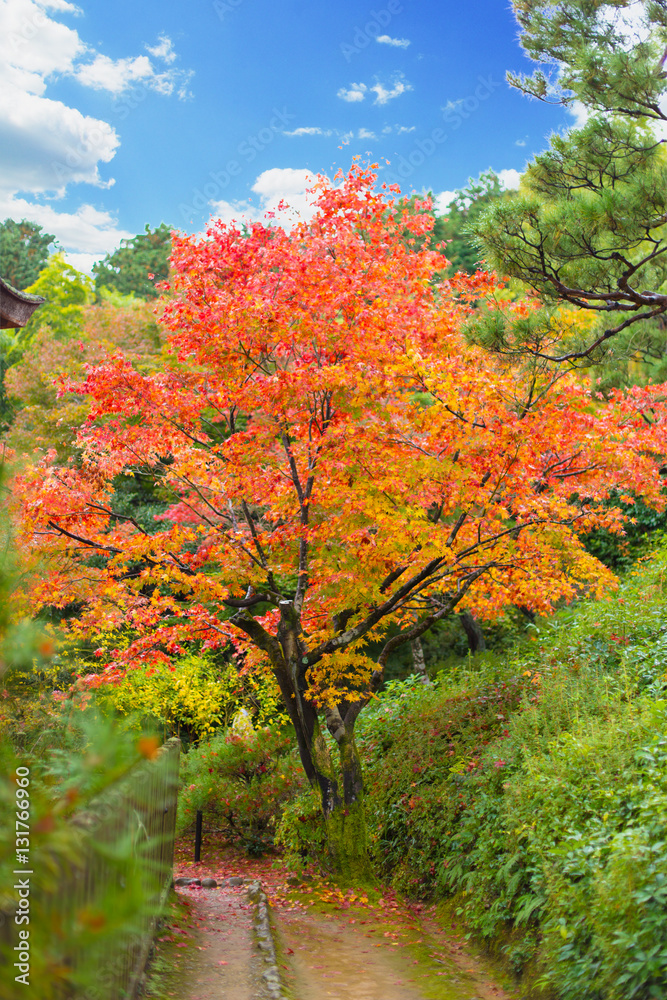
[1,476,175,1000]
[0,702,173,1000]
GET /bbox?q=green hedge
[356,543,667,999]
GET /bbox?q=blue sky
[0,0,571,272]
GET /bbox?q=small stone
[286,875,302,887]
[227,876,244,886]
[189,878,202,887]
[201,878,217,888]
[174,877,192,886]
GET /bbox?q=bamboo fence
[1,737,180,1000]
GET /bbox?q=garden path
[165,881,258,1000]
[148,834,516,1000]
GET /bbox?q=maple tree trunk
[271,620,373,882]
[284,700,373,882]
[322,727,373,885]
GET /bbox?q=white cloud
[396,125,416,134]
[0,2,192,263]
[515,138,527,147]
[358,128,376,140]
[336,73,412,104]
[338,75,412,106]
[0,89,119,197]
[63,251,105,274]
[146,34,177,65]
[497,168,522,190]
[75,53,154,94]
[74,42,192,98]
[0,3,190,100]
[567,100,590,128]
[0,193,132,271]
[377,34,410,48]
[434,190,457,213]
[210,168,319,228]
[371,75,412,105]
[0,0,85,95]
[337,82,367,102]
[284,126,333,137]
[41,0,81,11]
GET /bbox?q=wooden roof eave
[0,275,46,329]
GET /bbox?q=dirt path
[278,908,472,1000]
[274,893,513,1000]
[147,837,516,1000]
[147,880,261,1000]
[176,882,259,1000]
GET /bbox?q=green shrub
[357,541,667,998]
[580,491,667,571]
[178,723,305,854]
[274,785,327,871]
[358,666,527,896]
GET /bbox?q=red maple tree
[14,164,667,872]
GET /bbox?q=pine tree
[471,0,667,363]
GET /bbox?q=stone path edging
[246,879,288,1000]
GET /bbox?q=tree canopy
[400,172,508,275]
[92,223,172,300]
[0,219,55,291]
[13,164,667,871]
[436,171,509,274]
[472,0,667,362]
[20,254,93,343]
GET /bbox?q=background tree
[13,165,667,876]
[437,170,509,273]
[400,172,507,275]
[0,255,92,432]
[5,292,163,461]
[93,223,172,300]
[471,0,667,363]
[20,253,93,343]
[0,219,55,290]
